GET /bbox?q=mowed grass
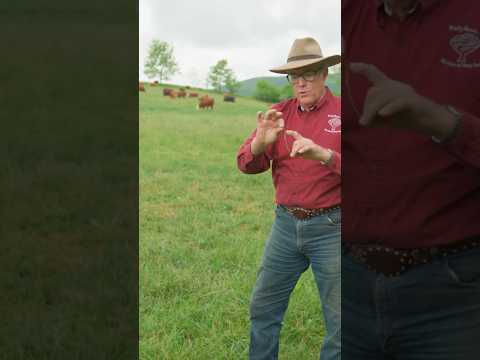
[140,85,325,359]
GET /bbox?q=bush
[254,80,280,103]
[279,84,293,101]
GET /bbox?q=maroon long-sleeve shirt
[342,0,480,247]
[237,88,341,209]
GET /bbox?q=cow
[177,89,187,98]
[150,82,156,86]
[163,88,174,96]
[188,92,199,98]
[139,83,146,92]
[197,95,214,110]
[168,90,178,99]
[224,94,235,102]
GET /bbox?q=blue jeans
[342,245,480,360]
[249,205,341,360]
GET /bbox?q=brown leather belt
[343,237,480,277]
[282,204,340,220]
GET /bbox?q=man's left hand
[350,62,458,140]
[285,130,332,162]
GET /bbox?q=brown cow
[224,94,235,102]
[168,90,178,99]
[177,89,187,98]
[139,83,146,92]
[188,92,199,98]
[163,88,174,96]
[197,95,214,110]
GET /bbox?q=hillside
[237,72,341,97]
[237,77,288,97]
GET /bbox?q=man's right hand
[251,109,284,155]
[350,63,458,140]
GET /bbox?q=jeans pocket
[325,210,341,226]
[274,204,287,217]
[444,249,480,286]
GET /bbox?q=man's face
[289,69,328,108]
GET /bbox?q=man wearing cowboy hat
[237,37,341,360]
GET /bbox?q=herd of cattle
[138,81,236,110]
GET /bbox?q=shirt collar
[299,104,317,112]
[384,1,418,16]
[298,87,331,113]
[376,0,440,15]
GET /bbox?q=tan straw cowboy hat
[270,37,341,74]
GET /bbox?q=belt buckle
[355,246,411,277]
[285,206,337,220]
[291,208,310,220]
[347,242,451,278]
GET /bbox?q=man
[342,1,480,359]
[237,37,341,360]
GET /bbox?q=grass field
[2,15,138,358]
[140,85,325,359]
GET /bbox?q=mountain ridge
[237,73,341,97]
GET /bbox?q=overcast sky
[139,0,341,87]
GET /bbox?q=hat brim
[269,55,341,74]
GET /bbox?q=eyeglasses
[286,71,319,84]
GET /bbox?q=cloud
[139,0,340,85]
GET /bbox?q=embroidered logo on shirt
[441,25,480,68]
[325,115,341,133]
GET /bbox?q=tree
[207,59,240,94]
[225,71,241,94]
[144,40,179,81]
[254,80,281,103]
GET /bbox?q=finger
[297,145,310,154]
[269,105,282,116]
[290,142,297,157]
[350,62,389,85]
[256,111,264,123]
[272,127,283,136]
[264,109,278,120]
[271,111,284,123]
[276,118,285,128]
[285,130,303,140]
[290,141,301,157]
[378,98,409,117]
[359,90,389,126]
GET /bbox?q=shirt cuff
[243,144,256,163]
[324,150,341,175]
[432,105,462,144]
[441,112,476,155]
[320,148,334,165]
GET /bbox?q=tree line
[144,39,335,103]
[144,40,240,94]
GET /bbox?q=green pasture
[140,84,325,359]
